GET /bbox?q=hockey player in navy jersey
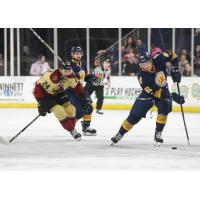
[111,51,185,145]
[65,46,101,136]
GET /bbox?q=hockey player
[33,61,92,140]
[66,46,101,136]
[111,51,185,145]
[85,59,111,115]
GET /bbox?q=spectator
[182,63,192,76]
[150,44,162,58]
[123,54,139,76]
[0,53,4,75]
[180,49,190,62]
[109,47,119,75]
[30,54,51,76]
[21,45,32,75]
[136,38,146,54]
[123,48,136,62]
[179,54,189,70]
[124,37,136,53]
[94,50,106,68]
[94,57,101,68]
[194,45,200,76]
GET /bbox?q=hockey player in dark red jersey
[111,51,185,145]
[33,61,93,140]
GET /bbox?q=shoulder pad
[49,69,60,84]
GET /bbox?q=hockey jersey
[138,51,178,99]
[33,69,83,99]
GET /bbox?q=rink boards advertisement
[0,76,200,112]
[0,76,38,107]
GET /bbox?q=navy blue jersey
[71,59,88,83]
[152,52,178,74]
[138,52,178,99]
[70,58,95,86]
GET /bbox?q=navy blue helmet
[71,46,83,55]
[138,52,151,66]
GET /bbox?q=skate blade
[154,142,162,147]
[75,137,81,141]
[83,132,97,136]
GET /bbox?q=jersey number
[41,81,50,90]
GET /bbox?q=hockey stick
[29,28,65,65]
[177,83,190,146]
[0,114,40,145]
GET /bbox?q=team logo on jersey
[79,70,85,81]
[155,71,166,88]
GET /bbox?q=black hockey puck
[172,147,177,150]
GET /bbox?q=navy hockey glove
[171,92,185,104]
[171,66,181,83]
[37,99,54,116]
[38,101,48,116]
[82,98,93,114]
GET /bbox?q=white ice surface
[0,109,199,170]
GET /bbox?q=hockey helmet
[71,46,83,55]
[138,51,151,66]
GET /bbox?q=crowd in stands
[94,35,200,77]
[1,35,200,77]
[194,45,200,76]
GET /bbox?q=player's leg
[50,103,81,140]
[57,92,81,140]
[65,90,84,120]
[62,102,82,140]
[95,86,104,114]
[154,98,172,144]
[82,84,97,136]
[111,91,154,144]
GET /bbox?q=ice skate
[154,131,163,146]
[96,110,104,115]
[111,133,123,145]
[81,121,97,136]
[70,129,81,141]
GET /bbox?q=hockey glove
[171,92,185,104]
[37,100,50,116]
[82,98,93,114]
[171,66,181,83]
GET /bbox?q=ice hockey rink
[0,108,199,170]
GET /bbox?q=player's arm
[83,74,101,86]
[68,76,93,113]
[153,52,181,83]
[68,76,92,102]
[164,51,182,83]
[33,83,54,116]
[33,73,58,116]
